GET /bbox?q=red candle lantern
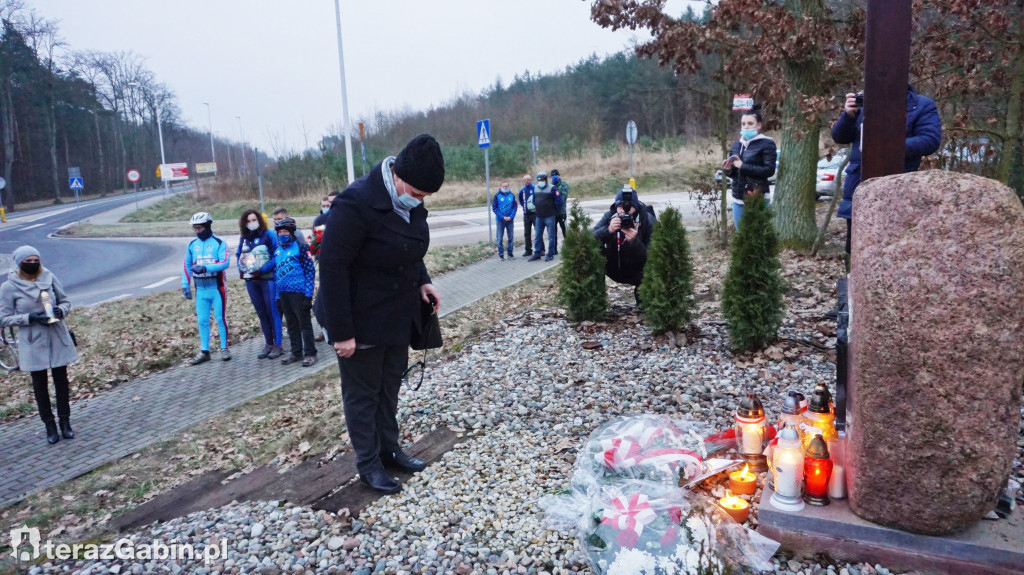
[803,434,833,506]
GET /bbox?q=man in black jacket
[517,174,536,257]
[592,187,657,305]
[319,134,444,494]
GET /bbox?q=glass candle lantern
[788,390,807,414]
[39,290,59,324]
[734,394,768,472]
[803,434,833,506]
[813,382,834,414]
[770,422,805,512]
[800,389,837,450]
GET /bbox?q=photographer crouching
[592,186,657,306]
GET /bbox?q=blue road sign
[477,119,491,149]
[69,177,84,190]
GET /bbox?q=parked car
[815,149,848,199]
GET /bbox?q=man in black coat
[319,134,444,494]
[592,187,657,306]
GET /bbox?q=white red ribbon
[601,493,657,536]
[598,427,703,477]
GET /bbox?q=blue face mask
[279,234,293,246]
[321,207,329,214]
[396,182,422,209]
[552,176,560,184]
[741,129,758,140]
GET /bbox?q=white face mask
[246,221,260,231]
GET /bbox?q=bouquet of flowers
[581,482,771,575]
[309,225,325,256]
[574,415,712,489]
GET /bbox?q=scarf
[382,156,412,223]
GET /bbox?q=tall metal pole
[156,101,169,197]
[203,102,216,163]
[334,0,356,184]
[484,148,493,246]
[255,147,265,215]
[531,136,538,176]
[235,115,247,178]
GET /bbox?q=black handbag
[411,297,442,351]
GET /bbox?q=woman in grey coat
[0,246,78,444]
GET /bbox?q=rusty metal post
[861,0,913,181]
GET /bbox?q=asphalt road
[0,186,192,306]
[0,187,707,307]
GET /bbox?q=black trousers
[845,218,852,255]
[522,212,536,254]
[337,344,408,475]
[31,366,70,423]
[279,292,316,358]
[555,213,567,252]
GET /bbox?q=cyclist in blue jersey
[182,212,231,365]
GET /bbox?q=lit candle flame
[738,464,753,480]
[720,492,747,510]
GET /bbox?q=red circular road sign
[127,169,141,183]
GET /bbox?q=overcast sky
[33,0,683,157]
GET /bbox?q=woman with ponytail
[722,104,778,229]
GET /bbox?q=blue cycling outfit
[182,235,231,351]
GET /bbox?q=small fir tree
[721,193,785,352]
[639,207,695,335]
[558,200,608,321]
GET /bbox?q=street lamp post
[334,0,356,184]
[130,82,170,197]
[203,102,216,166]
[235,115,247,179]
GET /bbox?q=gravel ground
[24,250,1023,575]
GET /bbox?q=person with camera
[0,246,78,445]
[831,86,942,253]
[319,134,445,494]
[517,174,536,257]
[722,104,777,230]
[592,186,657,306]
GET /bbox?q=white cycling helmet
[189,212,213,226]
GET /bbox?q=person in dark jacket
[528,171,558,261]
[313,190,341,228]
[236,209,283,359]
[491,181,518,259]
[592,187,657,306]
[831,85,942,253]
[723,105,777,230]
[0,246,78,445]
[550,169,570,246]
[319,134,444,495]
[517,175,536,257]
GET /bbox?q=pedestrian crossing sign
[477,119,490,149]
[69,177,84,190]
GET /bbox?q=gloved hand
[183,287,193,300]
[53,307,65,319]
[28,311,49,324]
[191,264,207,275]
[249,270,262,280]
[302,297,313,312]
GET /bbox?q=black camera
[616,187,635,230]
[854,92,864,108]
[616,213,635,230]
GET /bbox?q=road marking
[142,276,178,289]
[20,223,44,231]
[94,293,132,305]
[22,207,76,223]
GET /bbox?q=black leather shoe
[59,417,74,439]
[44,420,59,445]
[382,450,427,473]
[359,468,401,494]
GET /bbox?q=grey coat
[0,269,78,372]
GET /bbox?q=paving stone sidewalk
[0,254,559,508]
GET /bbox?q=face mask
[246,221,260,232]
[321,207,330,214]
[279,234,293,246]
[741,129,757,140]
[501,187,509,192]
[196,227,213,241]
[537,182,547,189]
[396,181,422,209]
[20,262,40,275]
[552,177,560,184]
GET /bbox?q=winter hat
[536,171,548,180]
[12,245,40,266]
[393,134,445,194]
[274,217,297,234]
[550,169,560,178]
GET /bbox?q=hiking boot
[267,346,284,359]
[189,351,211,366]
[544,255,554,262]
[302,356,318,367]
[528,254,542,262]
[257,344,273,359]
[220,348,232,361]
[281,354,302,365]
[522,251,532,257]
[508,253,514,259]
[498,254,504,260]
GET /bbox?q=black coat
[725,135,777,201]
[318,162,431,346]
[592,200,656,286]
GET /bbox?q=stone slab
[757,485,1024,575]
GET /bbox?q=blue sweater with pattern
[274,241,315,297]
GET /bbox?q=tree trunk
[93,112,106,196]
[46,105,61,204]
[997,11,1023,185]
[773,0,825,249]
[0,78,14,210]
